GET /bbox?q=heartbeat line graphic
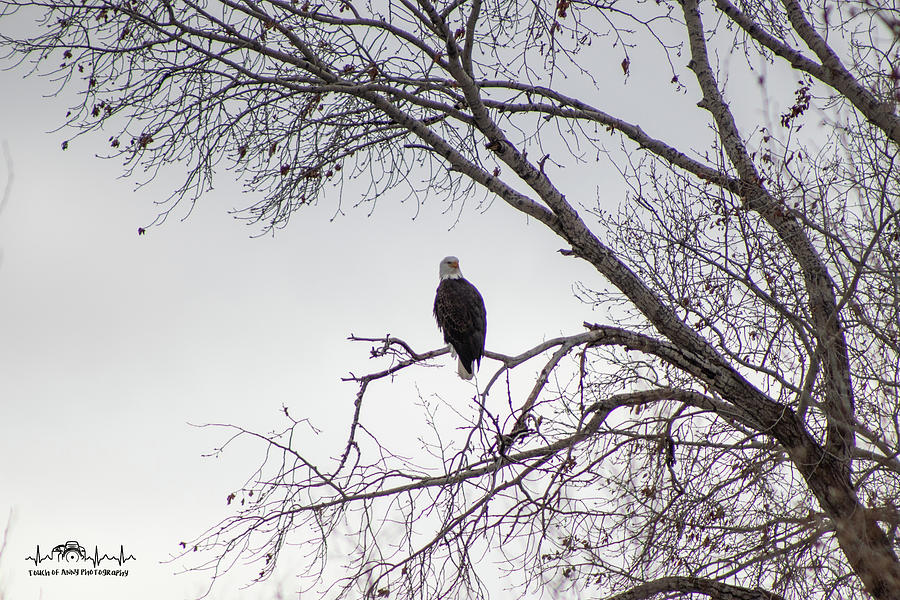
[26,544,136,568]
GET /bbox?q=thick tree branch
[780,0,900,144]
[606,576,787,600]
[682,0,855,457]
[679,2,899,596]
[714,0,900,144]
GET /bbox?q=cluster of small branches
[3,0,900,599]
[182,328,833,599]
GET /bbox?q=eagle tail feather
[457,358,474,380]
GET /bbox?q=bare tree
[2,0,899,598]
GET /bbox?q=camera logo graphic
[51,540,87,563]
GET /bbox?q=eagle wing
[434,278,487,374]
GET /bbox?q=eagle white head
[439,256,463,280]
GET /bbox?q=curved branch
[712,0,900,144]
[780,0,900,144]
[606,576,787,600]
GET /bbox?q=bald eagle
[434,256,487,380]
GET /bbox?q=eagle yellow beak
[450,261,459,268]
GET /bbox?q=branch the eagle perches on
[342,322,745,470]
[343,330,561,462]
